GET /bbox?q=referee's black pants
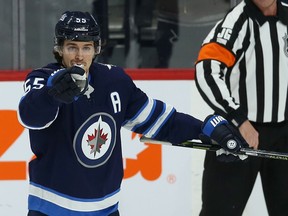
[200,121,288,216]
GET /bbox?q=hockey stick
[140,136,288,161]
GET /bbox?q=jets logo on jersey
[283,33,288,57]
[87,124,108,157]
[73,113,116,168]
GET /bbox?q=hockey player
[18,11,246,216]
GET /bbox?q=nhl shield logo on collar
[73,113,116,168]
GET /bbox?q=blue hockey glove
[47,66,88,104]
[200,115,248,162]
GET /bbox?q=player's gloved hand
[47,66,88,104]
[199,115,249,162]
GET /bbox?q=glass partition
[0,0,14,69]
[0,0,238,70]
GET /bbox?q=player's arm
[121,76,202,143]
[18,66,87,129]
[123,96,203,144]
[18,70,61,129]
[152,111,203,144]
[118,67,201,143]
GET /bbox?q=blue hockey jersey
[18,62,202,216]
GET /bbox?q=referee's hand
[239,120,259,150]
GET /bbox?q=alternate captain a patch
[74,113,116,168]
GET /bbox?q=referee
[195,0,288,215]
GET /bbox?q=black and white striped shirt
[195,0,288,126]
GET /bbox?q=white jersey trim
[122,97,155,130]
[29,183,120,212]
[144,103,175,138]
[17,106,59,130]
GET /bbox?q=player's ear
[54,46,63,57]
[58,47,63,57]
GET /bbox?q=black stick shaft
[140,137,288,161]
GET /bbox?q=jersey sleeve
[195,4,248,127]
[122,75,202,144]
[18,69,61,129]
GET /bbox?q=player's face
[60,40,95,74]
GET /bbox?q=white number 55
[24,78,45,93]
